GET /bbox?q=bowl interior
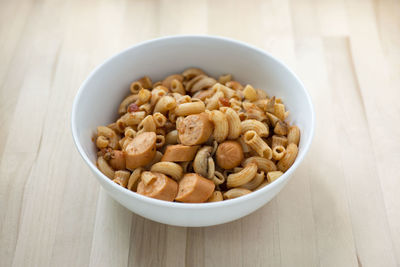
[72,36,314,201]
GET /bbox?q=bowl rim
[71,34,315,209]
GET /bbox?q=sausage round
[178,113,213,146]
[124,132,156,170]
[109,150,126,170]
[161,144,199,162]
[216,141,244,169]
[137,172,178,201]
[175,173,215,203]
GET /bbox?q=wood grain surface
[1,0,399,266]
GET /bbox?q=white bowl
[71,35,315,227]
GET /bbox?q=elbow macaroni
[93,68,301,203]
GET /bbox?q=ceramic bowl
[71,35,315,227]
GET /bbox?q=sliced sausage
[137,172,178,201]
[161,144,199,162]
[175,173,215,203]
[216,141,244,169]
[109,150,126,170]
[124,132,156,170]
[178,112,213,146]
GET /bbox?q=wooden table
[1,0,399,266]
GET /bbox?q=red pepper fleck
[219,97,230,107]
[127,103,139,113]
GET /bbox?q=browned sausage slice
[109,150,126,170]
[161,144,199,162]
[124,132,156,170]
[175,173,215,203]
[137,172,178,201]
[178,112,213,146]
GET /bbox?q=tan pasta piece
[97,126,119,149]
[175,173,215,203]
[274,121,288,136]
[240,171,265,190]
[243,130,272,159]
[170,79,185,95]
[272,135,288,149]
[150,161,183,181]
[162,74,183,89]
[162,144,200,162]
[182,68,205,81]
[242,156,277,172]
[277,143,298,172]
[226,163,257,188]
[223,188,252,200]
[118,94,139,115]
[267,171,283,183]
[207,191,223,202]
[225,80,243,91]
[220,107,241,140]
[272,145,286,161]
[97,156,115,179]
[113,170,130,187]
[124,132,156,170]
[208,110,229,143]
[127,168,142,191]
[287,125,300,145]
[240,119,269,137]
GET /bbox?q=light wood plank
[324,37,397,267]
[346,0,400,263]
[89,190,132,267]
[295,37,358,267]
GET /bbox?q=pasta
[153,112,167,128]
[97,126,119,149]
[240,171,265,190]
[174,101,205,116]
[240,119,269,137]
[150,162,183,181]
[138,88,151,105]
[118,94,139,115]
[208,191,223,202]
[277,143,298,172]
[128,167,142,191]
[274,121,288,136]
[138,115,156,133]
[272,145,286,161]
[208,110,229,143]
[113,170,130,187]
[243,130,272,159]
[287,125,300,145]
[243,85,258,101]
[267,171,283,183]
[93,68,300,203]
[223,188,252,200]
[218,74,232,84]
[170,79,186,94]
[242,156,277,172]
[221,107,241,139]
[226,163,257,188]
[153,96,177,114]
